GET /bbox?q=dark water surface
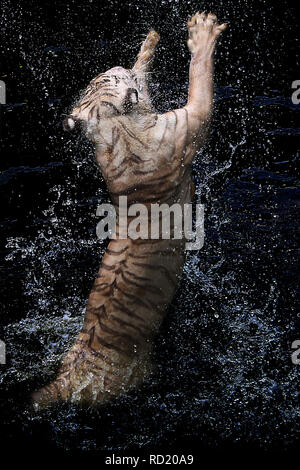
[0,0,299,457]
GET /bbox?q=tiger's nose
[63,115,77,131]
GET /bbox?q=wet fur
[32,13,226,407]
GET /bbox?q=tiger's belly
[85,235,184,349]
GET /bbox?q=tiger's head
[64,31,160,134]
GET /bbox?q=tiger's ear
[123,88,139,113]
[132,30,160,73]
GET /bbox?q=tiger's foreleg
[133,30,160,73]
[184,12,227,155]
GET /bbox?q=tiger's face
[64,66,152,132]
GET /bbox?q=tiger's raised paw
[187,12,227,57]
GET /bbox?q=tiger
[32,12,227,407]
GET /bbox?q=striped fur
[32,13,227,407]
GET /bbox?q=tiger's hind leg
[32,332,153,408]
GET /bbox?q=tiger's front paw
[187,12,227,57]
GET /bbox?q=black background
[0,0,299,463]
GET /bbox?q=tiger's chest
[94,114,191,206]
